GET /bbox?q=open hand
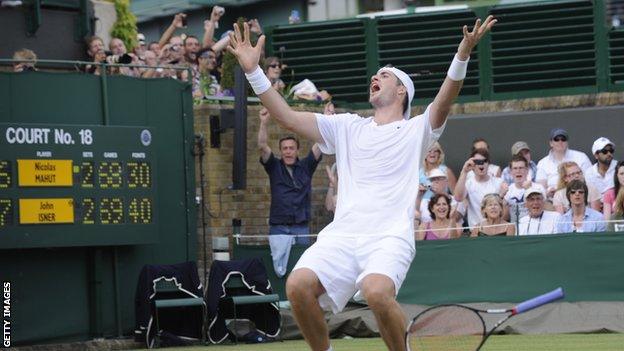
[457,15,497,60]
[227,22,265,74]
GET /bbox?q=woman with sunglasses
[556,180,606,233]
[553,161,601,214]
[263,56,285,92]
[416,193,461,240]
[470,193,515,237]
[419,142,457,200]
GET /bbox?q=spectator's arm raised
[228,22,322,144]
[257,107,272,163]
[159,13,186,49]
[429,16,496,129]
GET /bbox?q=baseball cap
[524,185,545,198]
[427,168,447,180]
[591,137,614,154]
[137,33,146,45]
[550,128,568,140]
[511,141,530,156]
[377,66,414,120]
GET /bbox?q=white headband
[377,66,415,119]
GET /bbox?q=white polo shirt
[584,160,617,195]
[535,149,592,190]
[518,210,559,235]
[315,104,444,245]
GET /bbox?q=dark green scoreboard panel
[0,123,158,248]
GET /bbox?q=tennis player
[228,16,496,351]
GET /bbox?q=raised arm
[202,7,225,48]
[429,16,496,129]
[454,158,475,202]
[158,13,185,49]
[257,107,272,163]
[227,23,322,143]
[324,165,338,213]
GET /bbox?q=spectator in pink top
[603,161,624,219]
[416,193,462,240]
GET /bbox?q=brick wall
[193,103,334,270]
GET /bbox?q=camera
[215,6,225,16]
[473,159,486,165]
[181,16,188,27]
[104,51,133,64]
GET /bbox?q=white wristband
[447,54,469,81]
[245,66,272,96]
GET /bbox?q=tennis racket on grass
[406,287,564,351]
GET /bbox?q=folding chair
[153,278,206,347]
[221,274,280,343]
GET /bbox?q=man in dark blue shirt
[258,107,322,245]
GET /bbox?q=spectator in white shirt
[454,148,505,228]
[469,138,501,178]
[502,155,545,225]
[536,128,592,198]
[585,137,617,196]
[518,185,559,235]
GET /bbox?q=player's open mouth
[370,83,380,94]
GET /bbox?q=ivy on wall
[110,0,138,51]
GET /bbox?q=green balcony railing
[266,0,621,108]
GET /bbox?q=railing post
[594,0,610,92]
[100,63,110,125]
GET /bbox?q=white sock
[326,346,333,351]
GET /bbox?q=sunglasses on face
[599,148,615,155]
[566,170,582,178]
[268,64,280,68]
[569,189,585,195]
[552,136,567,142]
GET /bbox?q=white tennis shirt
[315,105,444,246]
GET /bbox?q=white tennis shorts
[292,234,414,314]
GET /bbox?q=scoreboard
[1,124,158,248]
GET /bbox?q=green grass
[137,333,624,350]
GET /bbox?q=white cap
[591,137,614,154]
[524,185,545,198]
[427,168,447,180]
[376,66,414,120]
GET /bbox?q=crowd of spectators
[10,7,274,101]
[8,6,623,241]
[410,130,623,240]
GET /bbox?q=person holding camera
[108,38,138,77]
[12,48,37,72]
[454,148,506,228]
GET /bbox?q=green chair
[221,274,280,343]
[153,278,206,347]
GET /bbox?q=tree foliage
[110,0,138,51]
